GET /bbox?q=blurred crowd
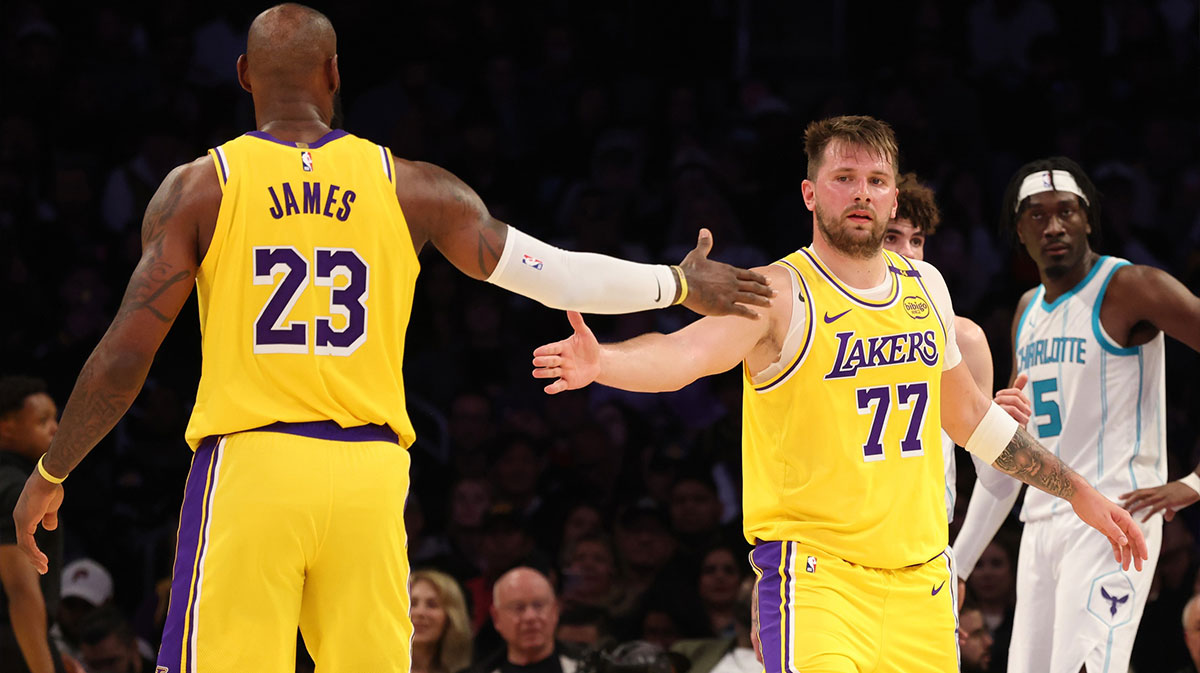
[2,1,1199,672]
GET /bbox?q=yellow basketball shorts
[156,422,412,673]
[751,540,959,673]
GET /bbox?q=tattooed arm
[14,158,218,573]
[392,158,772,316]
[942,360,1149,571]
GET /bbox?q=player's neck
[254,102,333,144]
[810,235,888,289]
[1040,251,1101,303]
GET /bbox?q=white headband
[1015,169,1089,212]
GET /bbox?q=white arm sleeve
[952,474,1022,581]
[485,226,679,314]
[909,259,962,371]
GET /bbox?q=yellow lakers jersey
[184,129,419,449]
[742,248,947,568]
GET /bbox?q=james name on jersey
[267,181,357,221]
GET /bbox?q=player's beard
[814,202,886,260]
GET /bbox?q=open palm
[532,311,601,394]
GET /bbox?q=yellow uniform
[744,248,958,673]
[159,129,417,673]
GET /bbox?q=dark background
[2,1,1198,670]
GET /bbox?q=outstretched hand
[1120,481,1200,523]
[13,470,64,574]
[1070,488,1149,572]
[995,373,1032,426]
[679,228,773,318]
[532,311,601,394]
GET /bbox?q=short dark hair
[79,604,135,646]
[0,376,47,419]
[895,172,941,235]
[804,115,899,181]
[999,156,1101,232]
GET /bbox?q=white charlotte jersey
[1015,256,1166,522]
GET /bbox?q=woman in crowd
[411,569,474,673]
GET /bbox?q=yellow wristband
[671,265,689,305]
[36,456,67,484]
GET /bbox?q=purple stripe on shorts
[255,420,398,443]
[245,128,349,148]
[157,437,219,672]
[753,541,788,673]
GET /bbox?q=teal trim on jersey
[1128,351,1144,490]
[1085,570,1136,673]
[1092,260,1137,356]
[1099,351,1108,481]
[1155,390,1164,479]
[1040,255,1110,312]
[1014,286,1043,358]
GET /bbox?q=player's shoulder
[953,315,987,348]
[170,155,223,204]
[907,257,948,286]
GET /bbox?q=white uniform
[960,256,1165,673]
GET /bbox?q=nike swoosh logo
[654,277,661,302]
[931,581,946,596]
[823,309,852,323]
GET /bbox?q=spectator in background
[556,604,611,650]
[473,567,580,673]
[614,498,678,609]
[668,468,727,561]
[54,557,113,660]
[966,535,1018,673]
[958,599,995,673]
[410,569,472,673]
[696,545,747,639]
[77,604,154,673]
[0,375,72,673]
[560,533,623,616]
[1180,594,1200,673]
[672,576,758,673]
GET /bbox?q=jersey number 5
[253,246,369,356]
[1030,377,1062,438]
[856,382,929,462]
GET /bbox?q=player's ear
[327,54,340,94]
[801,179,816,212]
[236,54,252,94]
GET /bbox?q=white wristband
[965,402,1020,466]
[486,226,678,313]
[1179,472,1200,496]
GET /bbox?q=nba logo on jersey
[301,151,314,172]
[521,254,544,270]
[806,556,817,573]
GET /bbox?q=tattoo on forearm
[45,359,145,474]
[993,427,1076,498]
[113,262,191,325]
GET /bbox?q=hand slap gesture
[678,228,774,318]
[532,311,601,394]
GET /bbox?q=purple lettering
[324,184,341,217]
[267,186,284,219]
[282,182,299,216]
[824,331,857,380]
[303,182,321,214]
[336,190,356,221]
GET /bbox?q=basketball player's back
[185,128,419,450]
